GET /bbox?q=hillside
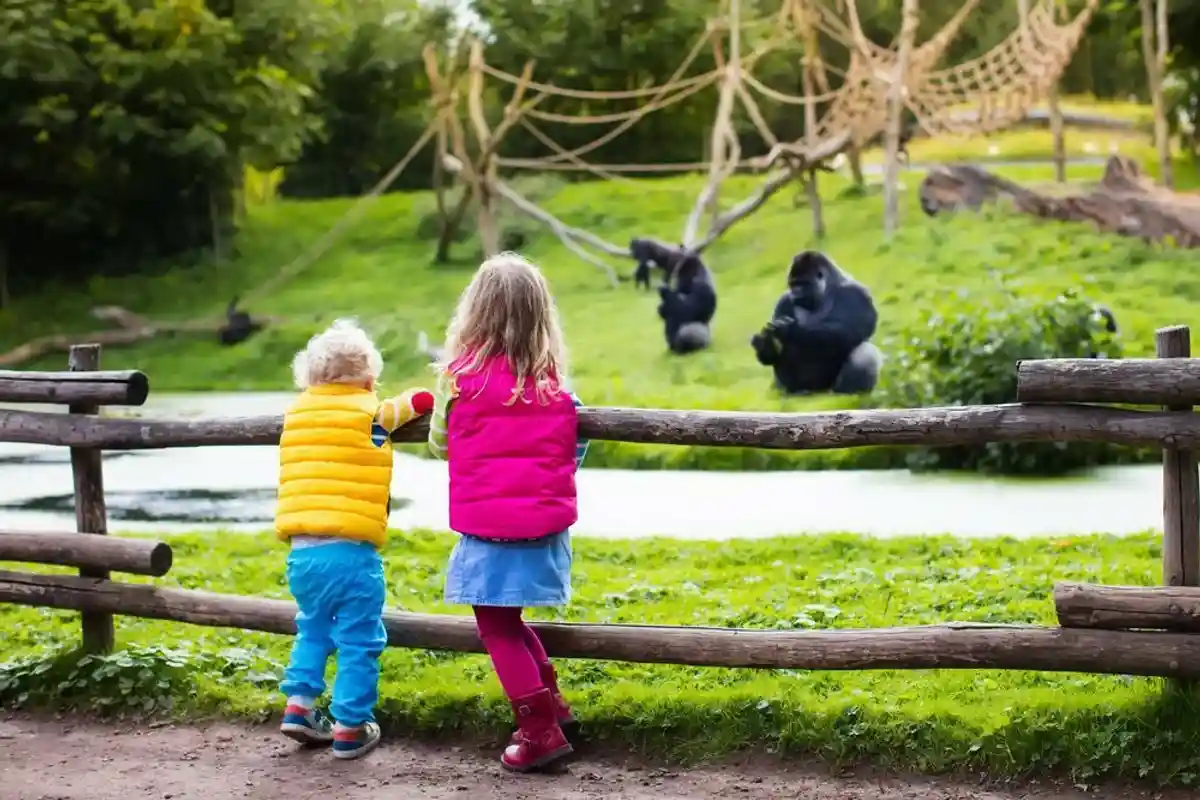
[2,139,1198,469]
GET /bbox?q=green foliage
[4,529,1200,786]
[873,282,1128,475]
[0,0,336,291]
[0,642,282,714]
[280,0,454,198]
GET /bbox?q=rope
[524,74,721,125]
[239,122,438,307]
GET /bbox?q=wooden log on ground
[1054,582,1200,632]
[919,156,1200,249]
[4,402,1200,451]
[0,531,171,577]
[0,306,281,369]
[1157,327,1200,587]
[0,369,149,406]
[67,345,114,653]
[3,569,1200,677]
[1016,357,1200,406]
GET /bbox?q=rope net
[449,0,1099,179]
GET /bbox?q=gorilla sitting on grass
[751,250,882,395]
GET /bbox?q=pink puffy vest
[447,356,579,540]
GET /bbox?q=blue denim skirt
[444,531,572,608]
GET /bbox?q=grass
[2,119,1198,470]
[2,528,1199,786]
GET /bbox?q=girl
[428,252,589,773]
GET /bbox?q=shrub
[872,284,1125,475]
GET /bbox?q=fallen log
[1016,357,1200,406]
[4,569,1200,677]
[919,156,1200,248]
[0,306,280,369]
[1054,582,1200,632]
[0,402,1199,451]
[0,369,149,406]
[0,531,172,577]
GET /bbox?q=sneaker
[280,705,334,745]
[332,721,382,760]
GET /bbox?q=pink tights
[473,606,548,700]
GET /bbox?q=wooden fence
[1,327,1199,678]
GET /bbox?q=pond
[0,392,1165,539]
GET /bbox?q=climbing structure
[421,0,1102,280]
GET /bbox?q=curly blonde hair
[438,252,568,404]
[292,318,383,390]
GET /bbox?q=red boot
[509,662,577,746]
[538,661,578,733]
[501,689,573,773]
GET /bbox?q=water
[0,392,1165,539]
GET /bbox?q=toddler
[428,253,589,773]
[276,319,433,760]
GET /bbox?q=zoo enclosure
[1,329,1199,678]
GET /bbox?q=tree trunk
[1140,0,1174,188]
[805,171,825,239]
[0,243,9,310]
[882,0,919,236]
[847,144,865,187]
[919,158,1200,248]
[1049,83,1066,183]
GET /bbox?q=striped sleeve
[374,396,406,433]
[570,392,589,471]
[428,372,454,461]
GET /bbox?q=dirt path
[0,714,1186,800]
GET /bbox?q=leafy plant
[0,642,283,715]
[873,281,1126,475]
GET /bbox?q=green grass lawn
[2,529,1198,785]
[1,130,1197,469]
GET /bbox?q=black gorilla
[630,238,716,354]
[750,251,882,395]
[218,296,263,346]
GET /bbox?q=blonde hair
[292,318,383,390]
[438,252,568,404]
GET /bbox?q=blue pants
[279,540,387,727]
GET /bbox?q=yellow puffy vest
[275,385,393,547]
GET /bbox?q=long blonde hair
[438,252,569,404]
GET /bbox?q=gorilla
[218,296,263,346]
[630,237,677,290]
[630,238,716,355]
[750,251,882,395]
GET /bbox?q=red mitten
[410,390,435,416]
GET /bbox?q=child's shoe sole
[500,742,575,773]
[280,722,333,745]
[332,723,381,760]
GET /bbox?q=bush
[872,284,1125,475]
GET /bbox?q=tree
[0,0,336,292]
[1140,0,1173,187]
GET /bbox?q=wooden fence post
[1156,326,1200,588]
[68,343,114,653]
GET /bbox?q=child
[428,252,589,773]
[276,319,433,760]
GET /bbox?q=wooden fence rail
[4,569,1200,678]
[0,329,1197,680]
[3,402,1200,451]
